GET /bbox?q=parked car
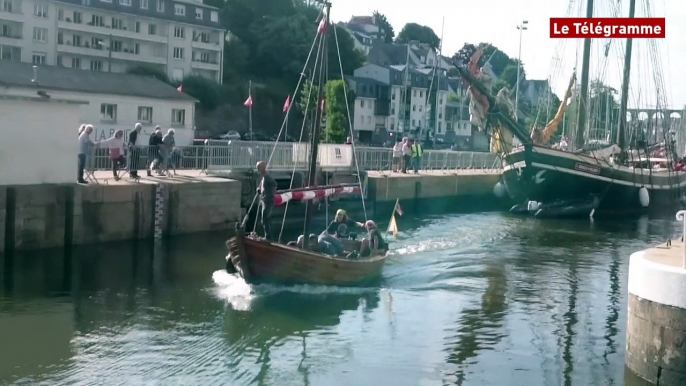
[219,131,241,140]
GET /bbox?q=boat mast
[303,1,329,238]
[574,0,594,150]
[617,0,636,154]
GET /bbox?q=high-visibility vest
[411,144,423,157]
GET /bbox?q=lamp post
[515,20,528,121]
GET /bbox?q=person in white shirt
[392,138,403,172]
[401,137,412,173]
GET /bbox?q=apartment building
[0,0,225,82]
[349,63,466,144]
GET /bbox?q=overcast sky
[330,0,684,111]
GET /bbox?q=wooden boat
[226,229,387,286]
[224,4,389,286]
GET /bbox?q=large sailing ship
[455,0,685,217]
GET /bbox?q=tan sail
[533,72,577,145]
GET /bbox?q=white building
[0,60,198,145]
[0,0,225,82]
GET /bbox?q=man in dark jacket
[147,127,163,176]
[128,123,142,177]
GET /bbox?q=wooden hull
[226,231,387,286]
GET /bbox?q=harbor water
[0,211,677,385]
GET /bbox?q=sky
[330,0,686,112]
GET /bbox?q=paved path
[642,240,686,269]
[83,170,224,186]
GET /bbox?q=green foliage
[323,80,349,143]
[297,80,319,116]
[180,75,222,111]
[373,11,394,43]
[396,23,440,49]
[126,65,169,84]
[499,64,523,90]
[589,80,619,127]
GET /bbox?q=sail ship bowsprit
[455,0,685,218]
[224,2,390,286]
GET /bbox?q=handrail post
[677,210,686,268]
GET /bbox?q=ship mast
[617,0,636,154]
[303,1,330,238]
[574,0,594,150]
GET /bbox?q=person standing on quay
[128,123,142,178]
[147,126,163,176]
[401,137,411,173]
[256,161,277,241]
[77,124,97,184]
[411,140,423,174]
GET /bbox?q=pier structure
[626,212,686,385]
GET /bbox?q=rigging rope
[333,23,368,221]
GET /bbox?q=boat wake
[211,270,378,311]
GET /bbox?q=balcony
[57,20,168,44]
[0,31,21,46]
[191,58,219,70]
[111,50,165,65]
[57,42,110,58]
[0,5,23,23]
[191,39,221,51]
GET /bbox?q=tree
[453,43,520,79]
[499,64,524,90]
[179,75,223,111]
[589,80,619,132]
[126,65,169,84]
[395,23,440,49]
[222,37,250,82]
[323,80,349,143]
[327,25,365,78]
[373,11,394,43]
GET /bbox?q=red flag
[395,202,404,216]
[176,85,183,92]
[318,18,327,34]
[243,95,253,108]
[283,95,290,112]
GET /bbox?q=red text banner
[550,18,665,38]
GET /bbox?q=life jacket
[411,143,423,157]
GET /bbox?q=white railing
[676,210,686,268]
[85,141,502,173]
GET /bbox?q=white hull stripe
[503,161,686,190]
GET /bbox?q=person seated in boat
[350,220,388,259]
[319,209,364,255]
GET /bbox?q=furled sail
[274,184,361,206]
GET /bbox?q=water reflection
[0,212,681,385]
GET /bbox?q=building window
[359,100,364,108]
[101,0,111,3]
[134,21,140,32]
[32,52,46,64]
[58,8,64,20]
[71,57,81,68]
[138,106,153,123]
[438,122,442,133]
[91,15,104,27]
[0,45,20,61]
[140,0,148,8]
[391,91,395,100]
[210,10,218,22]
[34,3,48,17]
[133,43,140,54]
[199,51,210,62]
[57,32,63,44]
[174,4,184,15]
[413,90,417,97]
[173,47,184,59]
[156,0,164,12]
[195,8,202,19]
[119,0,131,5]
[81,0,90,5]
[32,28,47,42]
[412,105,416,112]
[100,104,117,122]
[148,24,157,35]
[111,40,122,52]
[112,18,123,30]
[419,106,422,112]
[73,11,83,23]
[90,60,103,71]
[439,113,442,119]
[420,90,423,98]
[56,55,63,66]
[2,0,14,12]
[172,109,185,126]
[174,26,184,39]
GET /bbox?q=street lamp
[515,20,528,121]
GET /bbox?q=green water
[0,212,675,385]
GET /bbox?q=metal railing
[85,141,502,173]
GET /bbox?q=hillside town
[0,0,555,151]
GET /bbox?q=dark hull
[225,230,387,286]
[502,146,686,215]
